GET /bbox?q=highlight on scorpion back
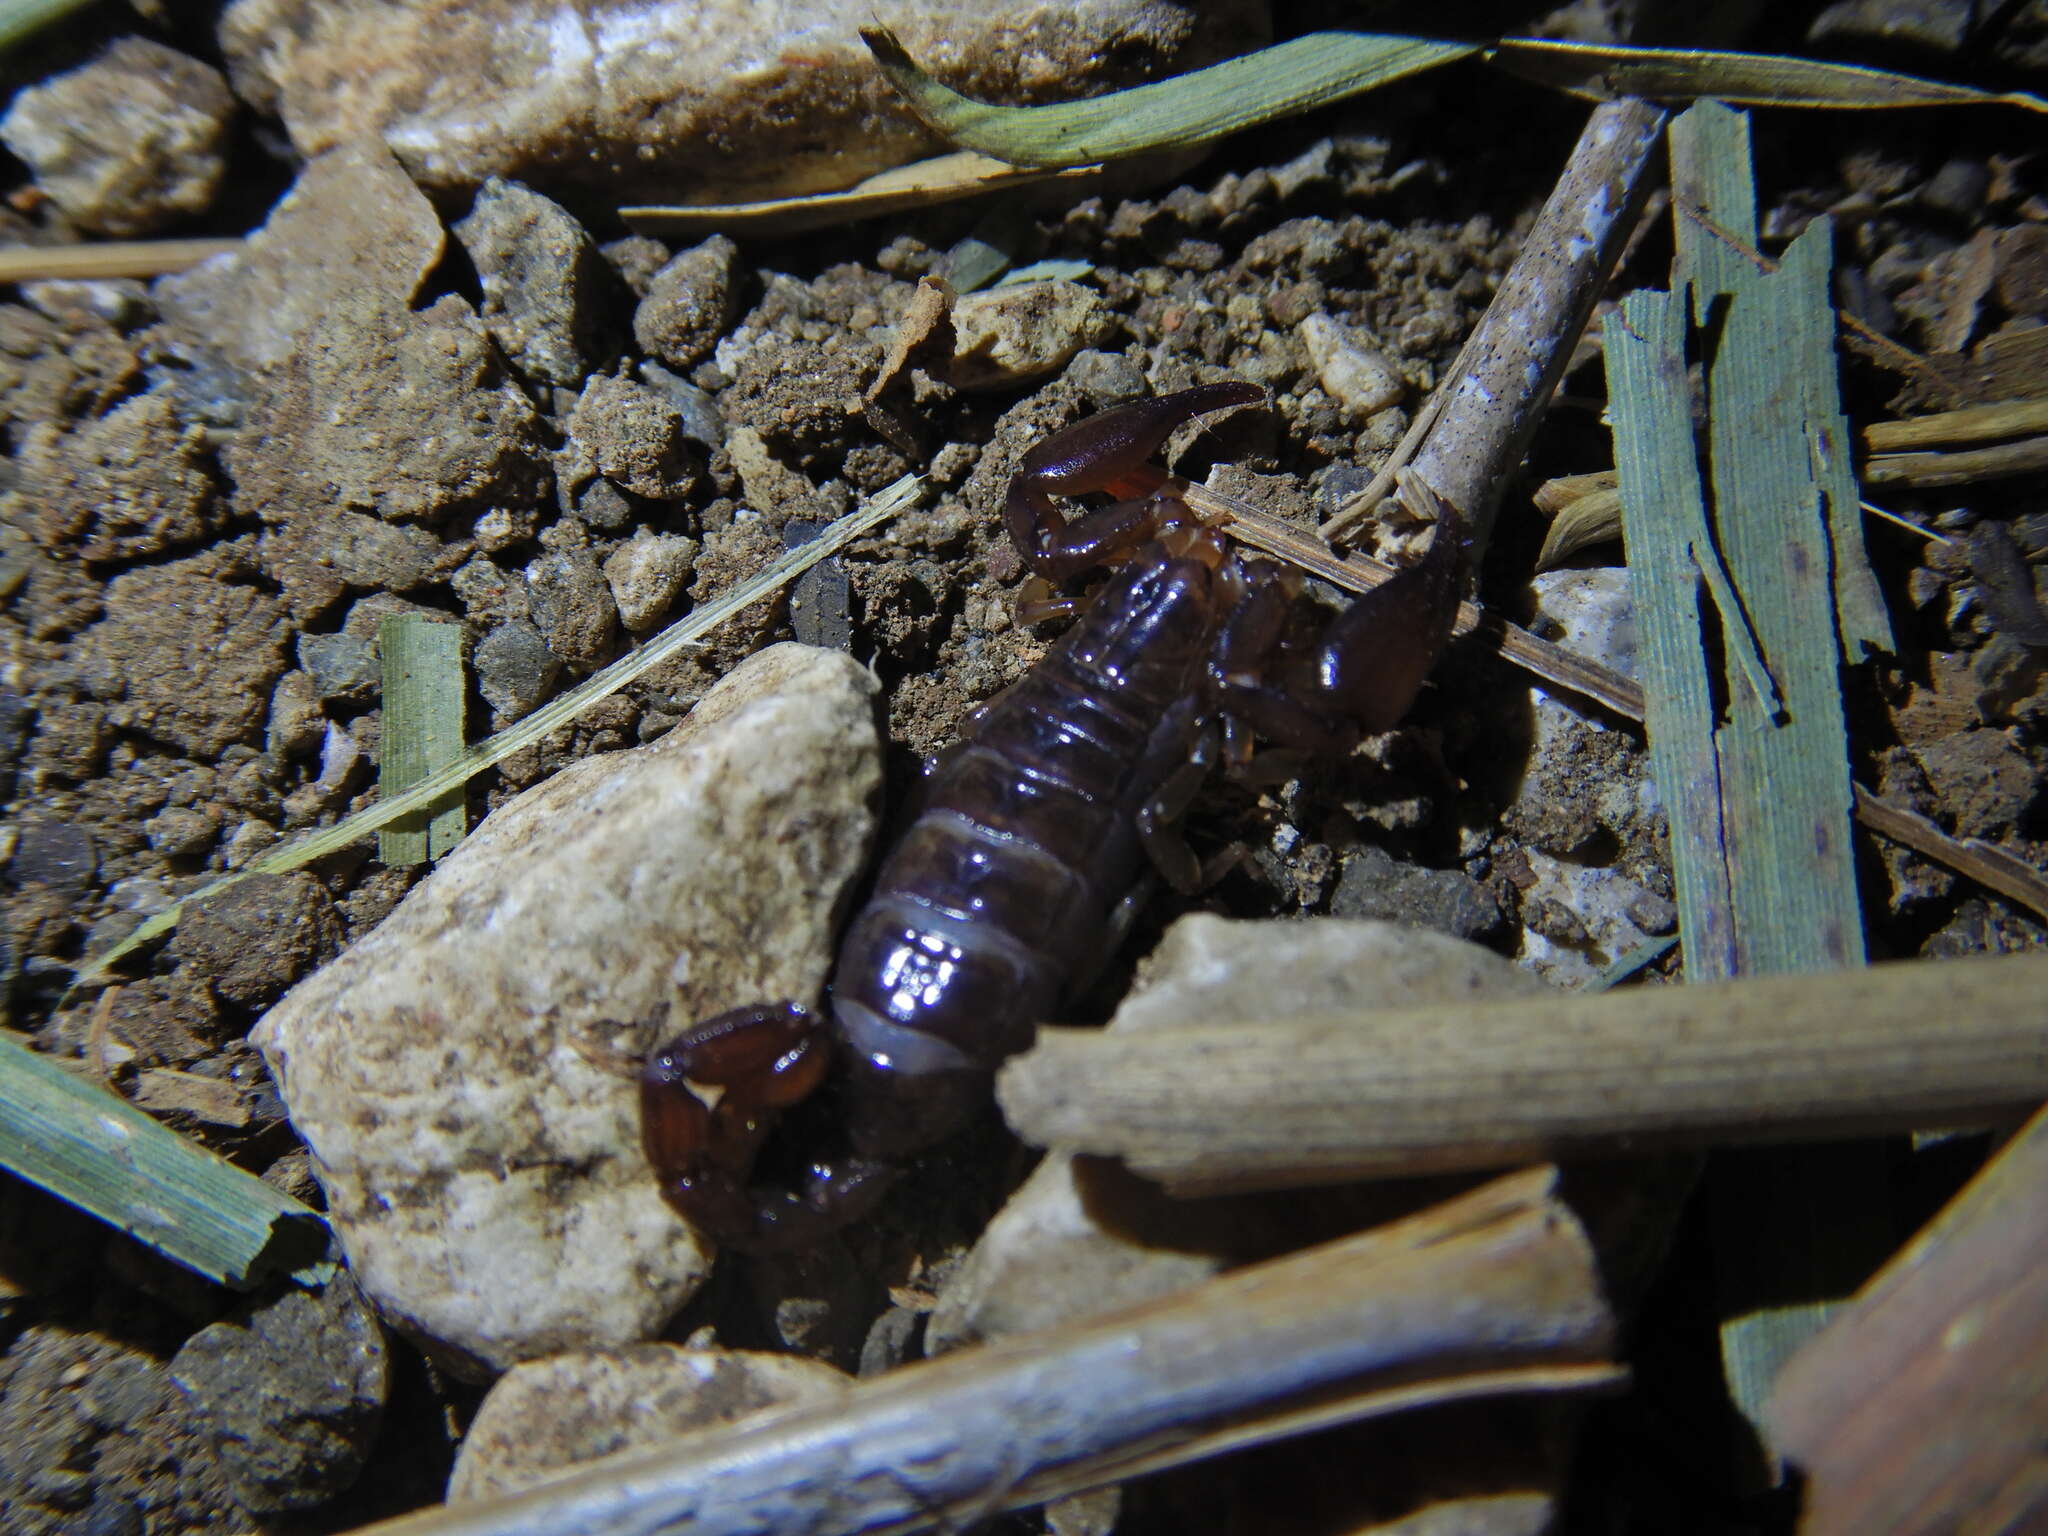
[640,381,1468,1250]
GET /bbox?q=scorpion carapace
[642,383,1468,1250]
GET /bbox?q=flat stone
[524,547,619,672]
[80,548,292,756]
[473,620,560,720]
[251,645,882,1374]
[215,2,1260,205]
[447,1345,849,1502]
[0,39,234,237]
[156,140,444,376]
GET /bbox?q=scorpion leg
[1005,381,1264,581]
[1216,502,1467,749]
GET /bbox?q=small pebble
[474,620,561,720]
[602,531,697,634]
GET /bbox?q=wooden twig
[1764,1103,2048,1535]
[339,1167,1620,1536]
[1321,98,1667,551]
[996,951,2048,1194]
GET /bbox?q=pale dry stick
[1184,479,2048,923]
[997,950,2048,1196]
[1321,98,1668,551]
[0,237,241,283]
[336,1167,1620,1536]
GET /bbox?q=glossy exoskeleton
[642,382,1465,1248]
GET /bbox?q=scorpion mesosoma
[641,381,1466,1249]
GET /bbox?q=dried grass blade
[0,238,242,283]
[72,480,917,982]
[621,152,1099,236]
[0,1030,331,1288]
[861,27,1478,168]
[1491,37,2047,113]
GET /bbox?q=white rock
[932,915,1547,1351]
[1299,312,1405,419]
[602,530,699,634]
[948,280,1115,391]
[448,1344,850,1501]
[253,644,881,1375]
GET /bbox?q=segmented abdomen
[830,551,1223,1076]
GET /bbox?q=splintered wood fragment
[1862,434,2048,488]
[1764,1103,2048,1535]
[339,1168,1619,1536]
[996,952,2048,1194]
[1862,396,2048,452]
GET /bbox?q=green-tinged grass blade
[376,616,467,866]
[73,478,919,982]
[0,1031,332,1288]
[0,0,95,53]
[1671,101,1868,981]
[1493,37,2046,113]
[863,27,1478,168]
[1605,286,1738,978]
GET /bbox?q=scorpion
[641,382,1466,1250]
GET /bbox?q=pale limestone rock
[217,0,1266,204]
[947,280,1115,392]
[448,1345,850,1501]
[931,916,1547,1351]
[0,39,235,236]
[1299,312,1405,420]
[253,644,881,1375]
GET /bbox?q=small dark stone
[474,619,561,719]
[10,818,96,894]
[1329,845,1507,944]
[637,362,724,450]
[783,519,852,652]
[170,871,341,1007]
[573,476,635,532]
[297,632,380,705]
[454,178,609,389]
[170,1275,389,1513]
[524,549,619,672]
[632,234,740,371]
[1064,348,1146,406]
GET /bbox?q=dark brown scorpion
[641,382,1466,1249]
